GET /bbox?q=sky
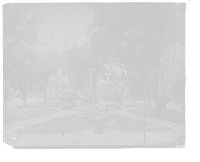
[19,4,93,53]
[32,4,124,83]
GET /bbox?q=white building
[46,71,70,100]
[47,76,71,100]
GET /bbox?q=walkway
[5,109,79,133]
[4,105,185,147]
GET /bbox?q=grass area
[107,114,172,132]
[14,113,172,135]
[4,108,60,125]
[127,108,185,124]
[15,114,89,134]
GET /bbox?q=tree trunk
[122,80,126,102]
[148,96,151,107]
[22,90,27,106]
[43,89,47,102]
[153,36,184,117]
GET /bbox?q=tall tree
[4,4,42,106]
[3,4,39,49]
[87,3,185,116]
[101,83,122,105]
[34,52,59,102]
[108,64,128,102]
[61,45,103,94]
[128,70,151,106]
[61,46,90,90]
[4,50,36,106]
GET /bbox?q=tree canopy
[61,45,106,89]
[3,4,43,105]
[87,3,185,115]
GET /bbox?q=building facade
[47,76,71,100]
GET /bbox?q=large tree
[101,83,122,106]
[61,46,90,91]
[3,4,40,49]
[87,3,185,116]
[3,4,41,106]
[61,44,106,95]
[33,52,59,102]
[128,70,151,106]
[100,63,127,103]
[4,50,39,106]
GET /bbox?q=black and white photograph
[3,2,186,148]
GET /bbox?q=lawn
[13,113,172,135]
[107,114,172,132]
[14,114,89,134]
[4,108,60,125]
[127,108,185,124]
